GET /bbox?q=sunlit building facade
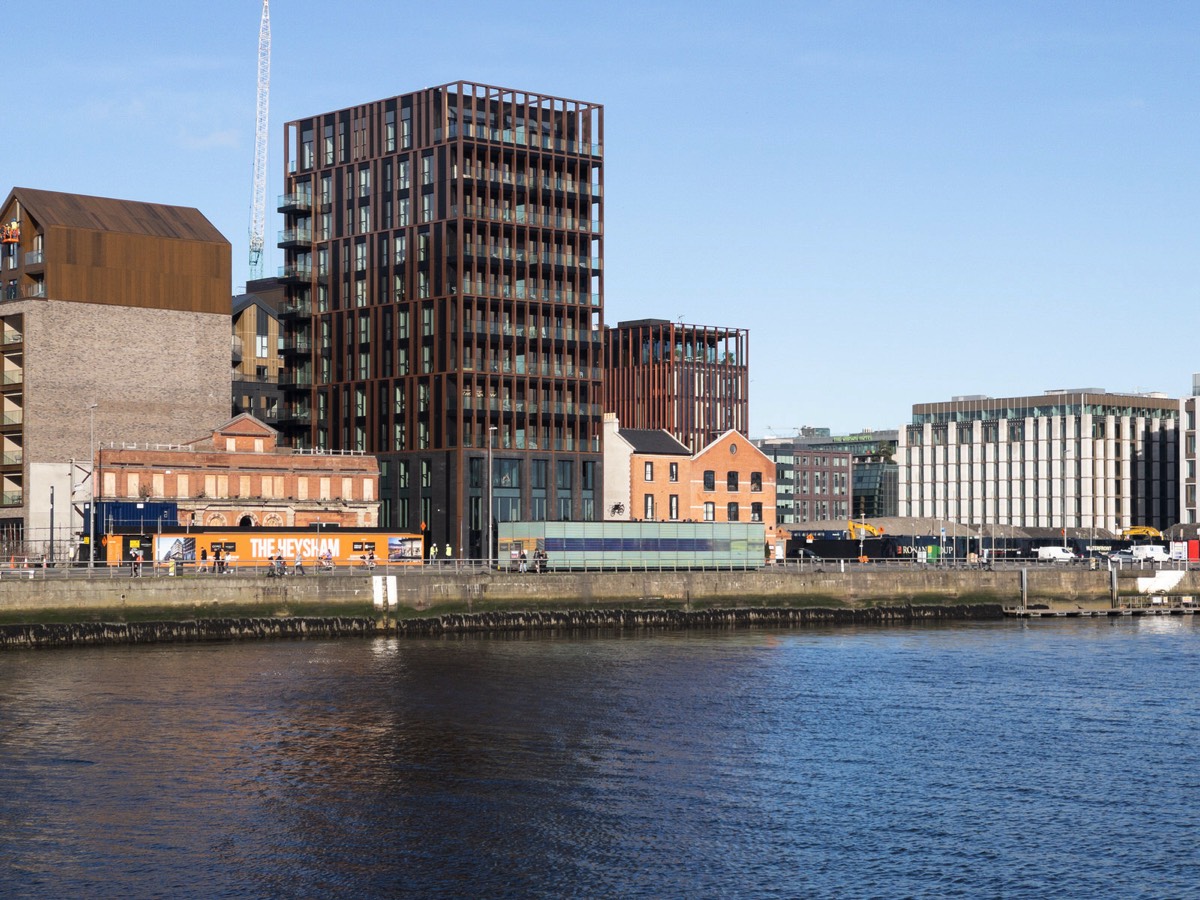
[897,390,1179,532]
[276,82,605,557]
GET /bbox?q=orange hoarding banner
[106,530,424,567]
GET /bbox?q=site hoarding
[102,530,424,568]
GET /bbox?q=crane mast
[248,0,271,281]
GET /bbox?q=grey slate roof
[619,429,690,455]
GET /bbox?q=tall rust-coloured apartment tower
[604,319,749,453]
[276,81,604,558]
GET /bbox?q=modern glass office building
[897,390,1179,532]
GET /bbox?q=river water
[0,618,1197,899]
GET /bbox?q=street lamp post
[87,403,97,568]
[486,425,497,567]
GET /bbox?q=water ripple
[0,620,1197,898]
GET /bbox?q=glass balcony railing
[278,228,313,245]
[23,250,43,266]
[0,451,21,466]
[1,410,22,426]
[0,490,21,506]
[277,193,313,211]
[279,371,313,389]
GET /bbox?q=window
[556,460,573,490]
[727,471,739,491]
[669,494,679,520]
[669,462,678,482]
[497,459,521,488]
[704,502,715,522]
[703,470,715,491]
[421,460,431,488]
[727,502,740,521]
[644,494,654,520]
[644,461,654,482]
[751,502,762,522]
[300,125,314,168]
[751,471,762,492]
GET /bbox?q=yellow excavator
[847,520,884,540]
[1120,526,1163,541]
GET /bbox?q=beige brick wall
[22,299,230,466]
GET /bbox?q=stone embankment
[0,564,1147,613]
[1,564,1189,649]
[0,604,1006,649]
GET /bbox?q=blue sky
[10,1,1198,436]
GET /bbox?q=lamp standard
[486,425,497,567]
[87,403,97,568]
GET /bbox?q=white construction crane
[248,0,271,282]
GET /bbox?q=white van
[1130,545,1170,563]
[1036,546,1076,563]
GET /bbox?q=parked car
[1110,546,1170,564]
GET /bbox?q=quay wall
[0,605,1006,649]
[0,566,1176,614]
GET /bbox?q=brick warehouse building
[275,81,604,558]
[0,188,231,558]
[96,414,378,531]
[603,415,775,525]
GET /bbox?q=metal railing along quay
[2,557,1196,580]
